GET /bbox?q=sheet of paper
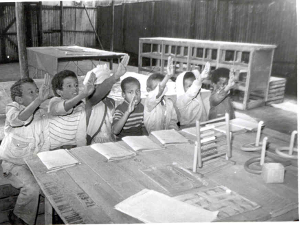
[175,186,260,220]
[37,149,79,170]
[182,126,215,138]
[90,142,136,161]
[230,118,258,130]
[122,136,163,151]
[115,189,218,223]
[151,129,189,145]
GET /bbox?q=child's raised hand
[200,62,210,80]
[115,54,130,79]
[167,56,175,77]
[82,72,96,97]
[38,73,50,102]
[228,70,236,89]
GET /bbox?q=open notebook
[151,129,190,145]
[90,142,136,161]
[122,136,163,151]
[182,126,215,138]
[37,149,80,172]
[213,118,258,134]
[115,189,218,223]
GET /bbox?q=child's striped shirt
[112,101,144,139]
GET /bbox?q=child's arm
[63,73,96,112]
[156,56,175,99]
[18,74,50,121]
[210,72,235,106]
[112,94,136,135]
[87,55,129,106]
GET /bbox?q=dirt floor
[0,61,297,136]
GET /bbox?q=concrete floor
[0,61,297,136]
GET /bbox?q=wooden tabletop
[25,128,298,224]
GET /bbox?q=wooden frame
[138,37,276,110]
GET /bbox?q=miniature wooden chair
[193,113,232,172]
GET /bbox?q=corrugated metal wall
[97,0,296,76]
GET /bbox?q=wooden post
[60,1,63,46]
[110,0,114,51]
[15,2,29,78]
[37,1,43,46]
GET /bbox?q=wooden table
[27,46,126,76]
[24,127,298,224]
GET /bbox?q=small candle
[260,137,268,166]
[255,121,264,147]
[289,130,298,155]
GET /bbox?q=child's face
[57,76,79,99]
[216,77,228,90]
[122,82,141,105]
[19,82,39,106]
[147,79,160,92]
[183,78,195,92]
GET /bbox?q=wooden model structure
[138,37,276,110]
[193,113,232,173]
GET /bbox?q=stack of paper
[115,189,218,223]
[90,142,136,161]
[122,136,163,151]
[37,149,80,172]
[151,129,189,145]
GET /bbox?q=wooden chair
[193,113,232,172]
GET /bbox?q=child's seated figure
[112,77,146,140]
[49,70,95,149]
[144,69,179,133]
[209,67,235,120]
[0,76,50,225]
[176,64,210,127]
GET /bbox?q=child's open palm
[115,54,130,79]
[82,72,96,97]
[167,56,175,77]
[228,69,236,88]
[39,73,50,102]
[127,94,136,114]
[200,62,210,80]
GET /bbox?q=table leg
[44,197,53,225]
[110,59,113,69]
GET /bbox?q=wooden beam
[110,0,114,52]
[24,4,33,47]
[37,1,43,46]
[60,1,63,46]
[15,2,29,78]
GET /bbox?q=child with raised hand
[144,56,179,133]
[49,70,96,149]
[85,54,130,144]
[0,74,50,225]
[176,62,210,127]
[208,67,236,120]
[112,77,146,140]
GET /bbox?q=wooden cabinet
[138,37,276,110]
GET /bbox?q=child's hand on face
[166,56,175,78]
[127,93,137,114]
[38,73,51,102]
[82,72,96,98]
[115,54,130,79]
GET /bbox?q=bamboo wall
[97,0,297,78]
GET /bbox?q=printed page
[115,189,218,223]
[122,136,162,151]
[90,142,136,161]
[151,129,189,145]
[37,149,79,170]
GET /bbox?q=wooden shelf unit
[138,37,276,110]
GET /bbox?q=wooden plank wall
[0,4,97,62]
[97,0,296,77]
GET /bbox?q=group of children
[0,55,235,225]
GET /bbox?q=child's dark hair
[121,77,140,92]
[51,70,77,96]
[183,72,196,84]
[146,73,164,90]
[211,68,230,84]
[10,78,35,102]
